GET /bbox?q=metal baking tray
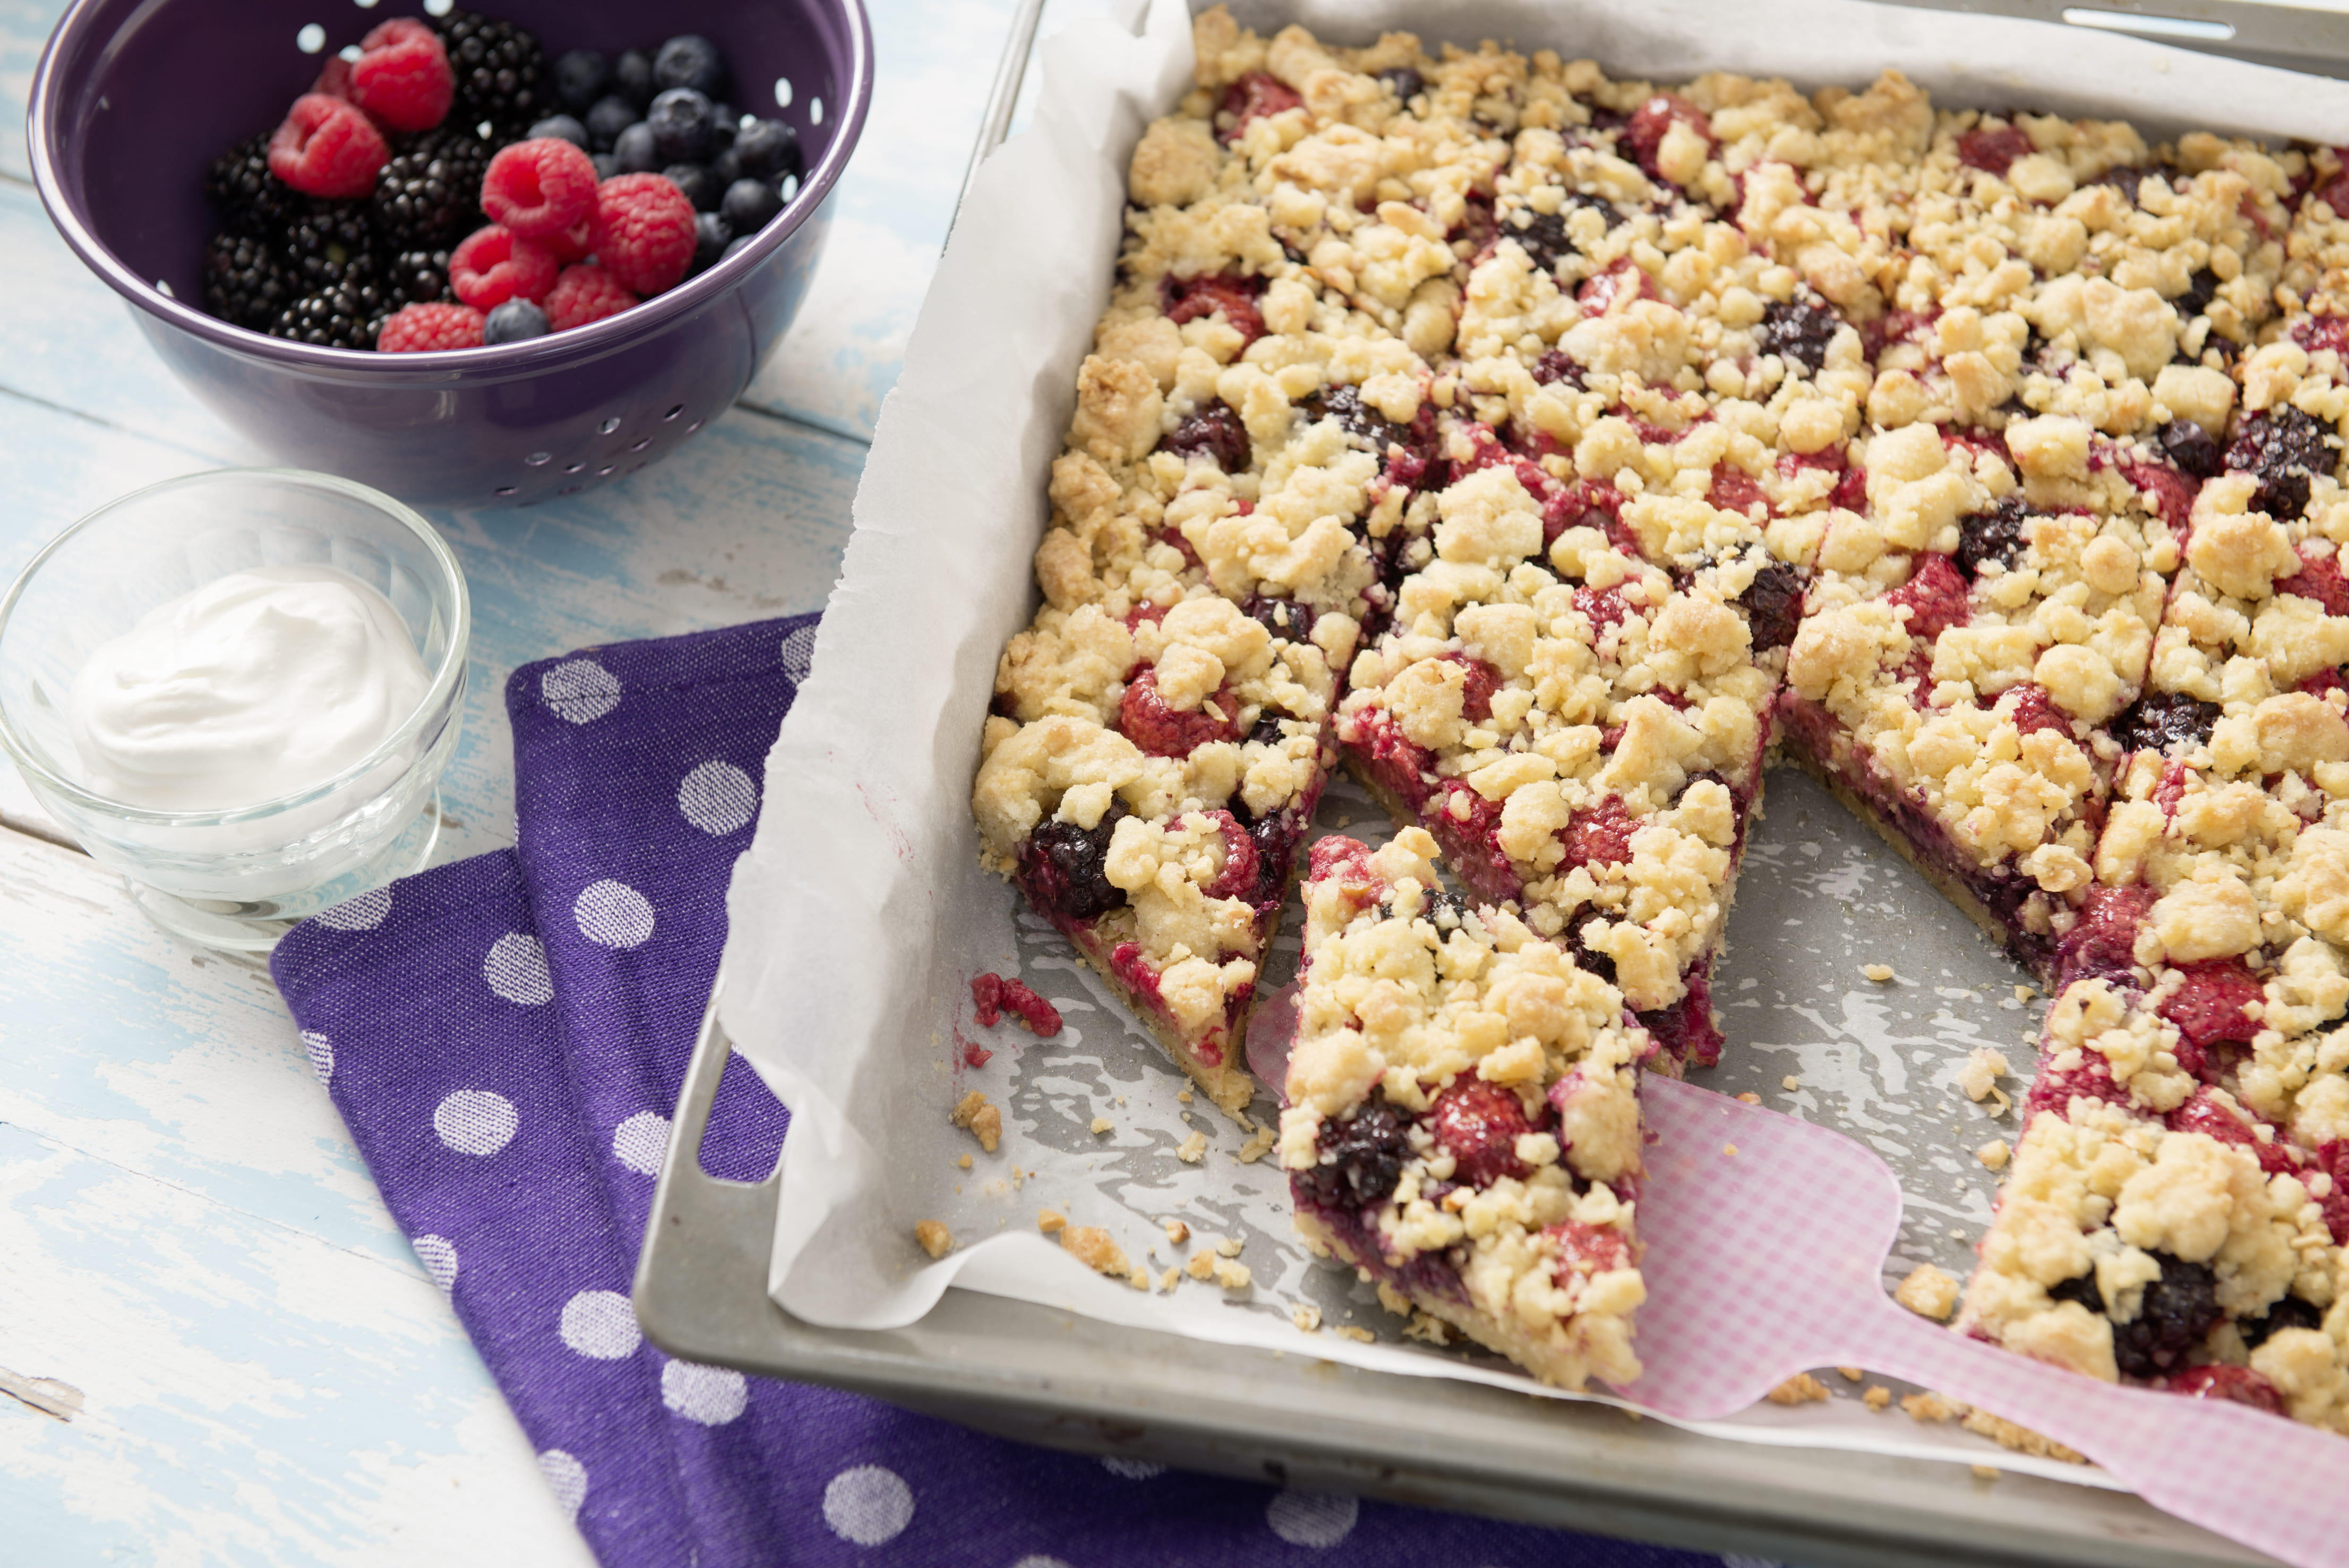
[634,5,2345,1562]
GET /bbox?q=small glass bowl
[0,468,468,951]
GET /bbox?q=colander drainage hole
[686,418,705,433]
[663,404,684,421]
[564,462,586,474]
[338,44,362,61]
[597,416,622,434]
[424,0,452,14]
[296,22,325,53]
[629,438,652,452]
[811,97,824,126]
[781,174,800,202]
[155,279,174,297]
[494,485,517,496]
[598,465,616,476]
[774,76,792,108]
[525,451,551,466]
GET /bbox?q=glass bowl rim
[0,465,472,826]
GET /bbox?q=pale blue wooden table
[0,3,1105,1559]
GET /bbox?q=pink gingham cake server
[1629,1076,2347,1568]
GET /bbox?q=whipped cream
[67,565,432,811]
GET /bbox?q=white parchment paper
[722,0,2349,1487]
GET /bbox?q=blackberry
[2175,266,2220,319]
[1245,595,1316,642]
[1301,383,1403,453]
[1531,348,1583,387]
[1955,494,2029,579]
[1498,192,1618,272]
[383,247,456,309]
[284,200,380,293]
[371,128,493,253]
[2109,690,2221,755]
[1736,561,1806,652]
[273,278,393,349]
[1377,65,1424,102]
[2092,165,2150,205]
[1755,297,1840,375]
[202,231,299,330]
[2158,417,2221,479]
[205,131,300,241]
[2114,1254,2223,1378]
[2238,1295,2324,1350]
[1021,811,1126,922]
[1161,399,1251,473]
[2226,406,2335,521]
[435,10,546,138]
[1298,1093,1411,1211]
[1390,886,1471,930]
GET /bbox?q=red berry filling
[482,138,601,239]
[1431,1078,1537,1187]
[2121,460,2198,532]
[2165,1365,2286,1416]
[1546,1218,1632,1282]
[1561,798,1637,871]
[2277,545,2349,617]
[1118,665,1241,758]
[589,173,698,296]
[1957,124,2034,177]
[1217,71,1302,142]
[1164,271,1266,347]
[1885,553,1971,642]
[1621,94,1713,183]
[267,94,390,199]
[347,16,455,134]
[450,225,559,310]
[1442,652,1502,721]
[2002,681,2073,739]
[2157,958,2266,1065]
[971,972,1063,1038]
[1708,463,1771,518]
[1576,259,1660,314]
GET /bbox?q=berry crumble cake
[1281,829,1647,1390]
[968,7,2349,1423]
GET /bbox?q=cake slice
[1280,828,1648,1389]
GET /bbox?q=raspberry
[1164,271,1265,346]
[1546,1219,1632,1282]
[2278,544,2349,616]
[349,18,455,134]
[481,138,598,238]
[1118,665,1239,758]
[1443,653,1501,721]
[1561,798,1637,870]
[545,218,593,265]
[1957,124,2034,177]
[1217,71,1301,143]
[2158,959,2266,1065]
[311,56,354,100]
[1622,94,1713,182]
[588,174,697,295]
[376,301,484,352]
[1708,462,1770,518]
[268,95,390,200]
[970,973,1061,1037]
[1885,553,1971,641]
[1199,810,1262,902]
[449,225,556,309]
[541,263,638,330]
[2165,1365,2285,1416]
[1430,1078,1535,1188]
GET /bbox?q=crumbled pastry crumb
[1177,1089,1193,1104]
[950,1090,1002,1153]
[1126,1264,1150,1291]
[1185,1251,1216,1281]
[1902,1392,1962,1423]
[1335,1326,1375,1343]
[1970,1465,1999,1482]
[1767,1373,1832,1406]
[1976,1139,2010,1171]
[1038,1209,1066,1234]
[1864,1386,1893,1412]
[1212,1258,1251,1290]
[1060,1224,1131,1280]
[1404,1313,1453,1346]
[1090,1116,1113,1135]
[1235,1125,1276,1163]
[1962,1409,2086,1464]
[1176,1130,1208,1163]
[914,1220,953,1260]
[1782,1076,1803,1093]
[1722,1143,1739,1157]
[1837,1366,1863,1382]
[1292,1304,1322,1333]
[1163,1219,1189,1245]
[1214,1236,1243,1258]
[1863,964,1896,983]
[956,1154,972,1170]
[2012,986,2036,1004]
[1160,1267,1180,1292]
[1735,1091,1762,1105]
[1896,1263,1961,1321]
[1956,1049,2010,1103]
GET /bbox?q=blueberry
[692,211,733,274]
[585,95,638,151]
[648,88,716,164]
[527,114,589,149]
[484,298,550,344]
[553,50,609,115]
[712,145,743,185]
[733,118,802,182]
[664,164,721,212]
[2109,690,2221,755]
[591,152,620,182]
[1736,562,1806,652]
[707,105,738,150]
[612,122,661,175]
[654,34,727,97]
[613,49,656,110]
[1377,65,1424,101]
[720,176,784,233]
[1956,494,2028,579]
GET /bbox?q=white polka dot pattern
[822,1464,913,1545]
[543,659,623,724]
[1099,1457,1164,1479]
[780,623,818,684]
[410,1234,458,1296]
[433,1090,519,1156]
[1011,1558,1074,1568]
[659,1359,748,1425]
[537,1449,588,1519]
[676,759,757,835]
[574,880,656,949]
[1265,1490,1357,1547]
[611,1111,671,1175]
[482,933,554,1005]
[558,1289,641,1360]
[313,886,393,930]
[1721,1556,1786,1568]
[300,1030,335,1085]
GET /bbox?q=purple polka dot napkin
[270,615,1729,1568]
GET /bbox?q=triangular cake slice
[1279,828,1648,1390]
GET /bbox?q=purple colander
[29,0,871,508]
